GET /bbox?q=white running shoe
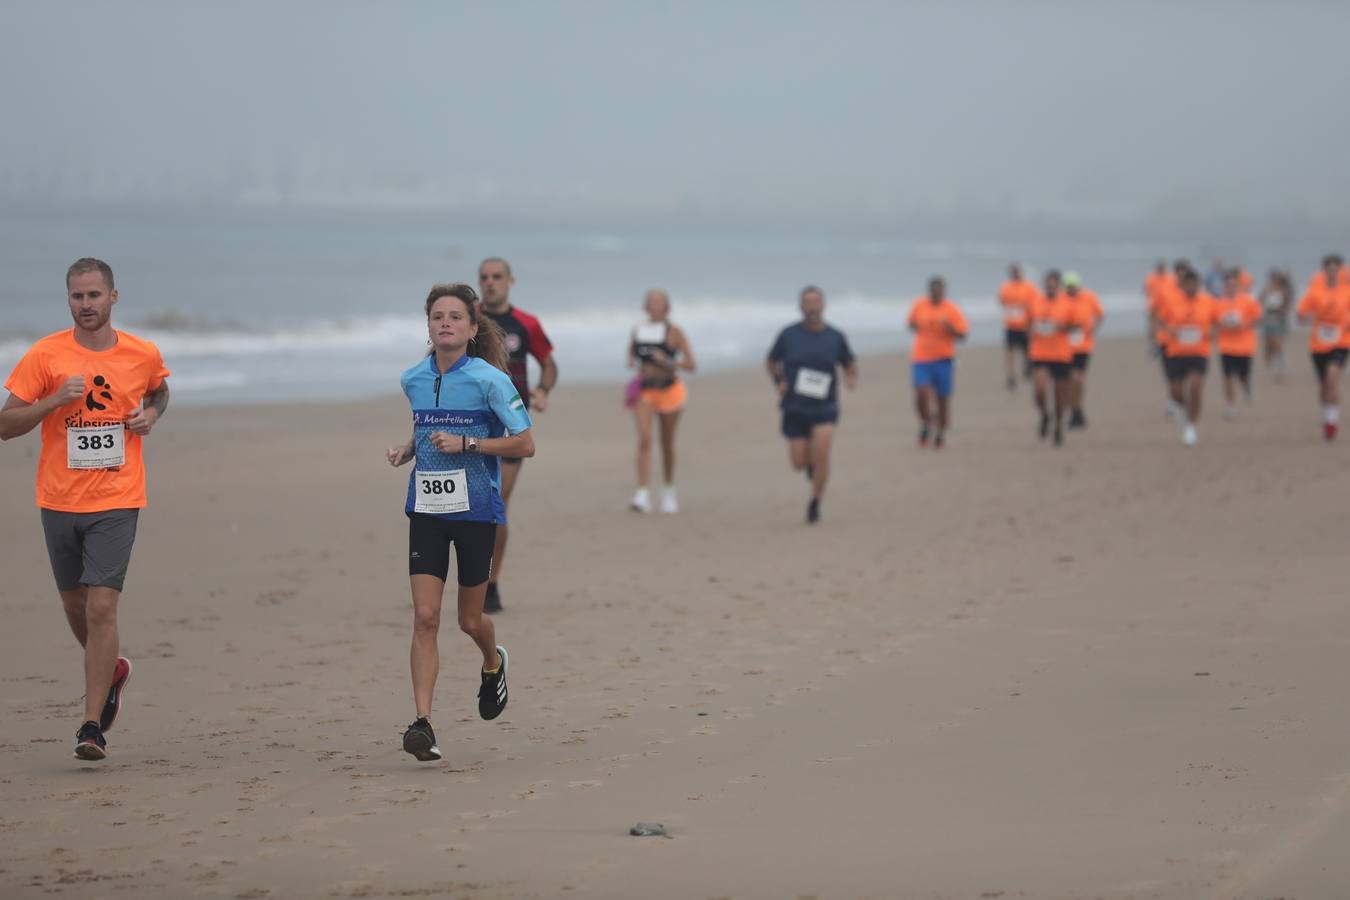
[1182,424,1198,446]
[659,486,678,514]
[630,488,652,513]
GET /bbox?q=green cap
[1062,271,1082,289]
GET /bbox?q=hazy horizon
[4,2,1350,233]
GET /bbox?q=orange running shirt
[1147,274,1178,347]
[4,329,170,513]
[998,279,1036,330]
[1297,280,1350,352]
[1213,294,1262,357]
[1066,289,1104,354]
[1160,293,1217,358]
[908,298,968,363]
[1027,294,1083,363]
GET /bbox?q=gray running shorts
[40,508,140,593]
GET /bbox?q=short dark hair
[479,257,513,278]
[67,257,114,290]
[799,284,824,302]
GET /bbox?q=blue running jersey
[400,354,532,524]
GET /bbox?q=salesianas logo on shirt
[509,394,524,410]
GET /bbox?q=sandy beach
[4,335,1350,900]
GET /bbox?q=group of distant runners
[7,252,1348,764]
[1141,255,1350,444]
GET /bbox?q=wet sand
[3,336,1350,900]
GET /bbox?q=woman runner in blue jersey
[386,283,535,762]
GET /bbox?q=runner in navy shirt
[477,257,557,613]
[766,285,858,524]
[387,283,534,762]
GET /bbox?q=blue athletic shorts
[912,359,954,397]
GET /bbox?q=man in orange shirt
[908,276,968,449]
[1159,268,1216,446]
[1213,269,1262,417]
[1,258,170,761]
[1296,254,1350,440]
[1063,272,1104,430]
[1143,259,1171,357]
[998,263,1035,390]
[1026,269,1084,446]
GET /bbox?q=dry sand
[3,336,1350,900]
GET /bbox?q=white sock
[1325,406,1340,425]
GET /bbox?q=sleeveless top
[632,322,679,388]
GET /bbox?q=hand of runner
[124,405,158,436]
[51,375,86,408]
[428,431,462,453]
[532,388,549,413]
[386,443,414,466]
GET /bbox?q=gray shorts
[40,508,140,593]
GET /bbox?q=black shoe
[1006,376,1016,391]
[74,721,107,761]
[806,499,820,524]
[933,432,945,450]
[1053,426,1064,446]
[483,582,502,614]
[917,425,930,448]
[478,645,509,721]
[402,717,441,762]
[100,656,132,732]
[1038,413,1050,440]
[1068,409,1085,429]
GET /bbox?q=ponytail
[423,283,510,374]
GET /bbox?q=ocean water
[0,210,1316,405]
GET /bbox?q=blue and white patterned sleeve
[485,368,533,435]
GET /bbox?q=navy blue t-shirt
[767,322,855,417]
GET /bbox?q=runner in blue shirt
[765,285,858,524]
[386,283,534,763]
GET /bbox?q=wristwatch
[466,435,480,453]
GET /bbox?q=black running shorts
[1031,360,1072,382]
[1165,355,1208,381]
[1004,329,1029,350]
[1312,349,1349,384]
[1220,354,1252,379]
[408,514,497,587]
[1071,353,1091,372]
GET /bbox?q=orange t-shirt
[1160,293,1217,358]
[1144,271,1170,303]
[908,298,968,363]
[1147,274,1178,347]
[1309,269,1350,290]
[4,329,170,513]
[1065,288,1104,354]
[1297,282,1350,352]
[1027,293,1084,364]
[998,279,1036,330]
[1213,294,1262,357]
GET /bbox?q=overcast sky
[3,1,1348,226]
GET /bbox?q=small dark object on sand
[630,823,667,837]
